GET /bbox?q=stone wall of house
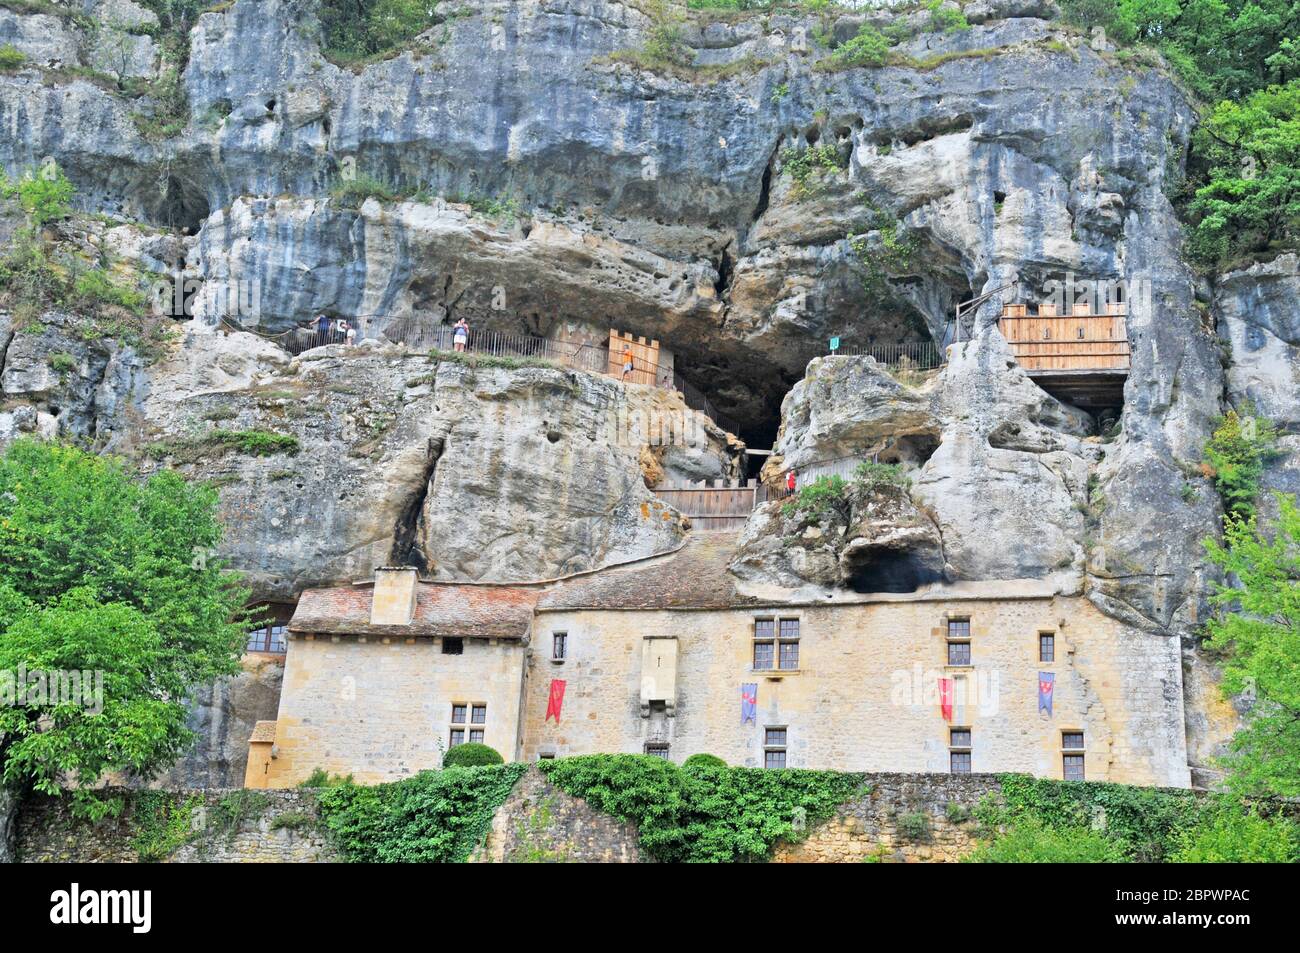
[17,789,337,863]
[525,592,1190,788]
[772,773,1004,863]
[471,767,642,863]
[266,634,527,786]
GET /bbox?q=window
[947,619,971,665]
[245,623,287,654]
[950,727,972,775]
[1062,731,1085,781]
[450,703,485,747]
[442,637,463,655]
[645,743,669,759]
[753,618,800,670]
[1039,633,1055,663]
[764,727,787,769]
[552,632,567,661]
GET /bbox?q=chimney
[370,567,418,626]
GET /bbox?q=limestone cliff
[0,0,1297,792]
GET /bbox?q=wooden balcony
[996,303,1130,410]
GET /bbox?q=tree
[0,440,247,855]
[1203,493,1300,797]
[1187,81,1300,266]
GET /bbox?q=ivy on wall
[315,764,528,863]
[537,754,867,863]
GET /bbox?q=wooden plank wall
[654,479,759,531]
[998,307,1130,372]
[608,330,663,386]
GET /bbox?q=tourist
[334,317,348,344]
[345,323,357,347]
[786,469,797,496]
[621,344,635,382]
[315,313,330,344]
[453,317,469,353]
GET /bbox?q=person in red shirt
[786,470,797,495]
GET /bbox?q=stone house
[248,536,1191,789]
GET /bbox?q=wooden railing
[996,303,1130,372]
[654,478,762,531]
[832,341,944,370]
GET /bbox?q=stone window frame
[945,617,972,667]
[552,631,568,663]
[1039,631,1056,663]
[763,725,788,769]
[949,726,972,774]
[752,615,801,672]
[644,742,670,759]
[450,702,487,747]
[1061,730,1085,781]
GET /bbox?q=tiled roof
[249,720,277,743]
[537,533,755,611]
[289,582,539,639]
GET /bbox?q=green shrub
[0,44,27,72]
[926,0,969,34]
[828,24,893,68]
[72,267,146,314]
[537,754,866,862]
[316,764,528,862]
[782,474,850,522]
[780,143,848,198]
[330,172,399,208]
[298,768,354,788]
[442,742,504,767]
[318,0,446,64]
[47,352,76,374]
[967,817,1129,863]
[146,429,300,461]
[854,461,910,490]
[131,791,202,862]
[897,811,932,841]
[683,753,728,771]
[1170,810,1299,862]
[14,165,75,227]
[1203,407,1280,520]
[270,811,314,831]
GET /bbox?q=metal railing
[832,341,944,370]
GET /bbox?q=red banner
[546,679,567,723]
[939,678,954,722]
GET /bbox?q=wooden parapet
[997,303,1130,373]
[608,330,664,387]
[654,478,759,531]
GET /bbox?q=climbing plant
[315,764,527,863]
[537,754,867,862]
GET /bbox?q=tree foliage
[317,0,444,62]
[966,816,1130,862]
[1203,407,1281,519]
[0,440,247,815]
[1169,809,1299,861]
[1203,493,1300,797]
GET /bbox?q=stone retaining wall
[17,772,1010,863]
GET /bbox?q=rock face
[0,314,737,597]
[0,0,1298,792]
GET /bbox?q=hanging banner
[1038,672,1055,717]
[545,679,567,723]
[741,683,758,725]
[939,677,954,722]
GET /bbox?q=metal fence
[831,340,944,370]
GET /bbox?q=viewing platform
[995,302,1130,411]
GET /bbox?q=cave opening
[844,548,945,594]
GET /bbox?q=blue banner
[741,683,757,724]
[1038,672,1055,716]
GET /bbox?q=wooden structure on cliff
[654,479,768,531]
[995,302,1130,410]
